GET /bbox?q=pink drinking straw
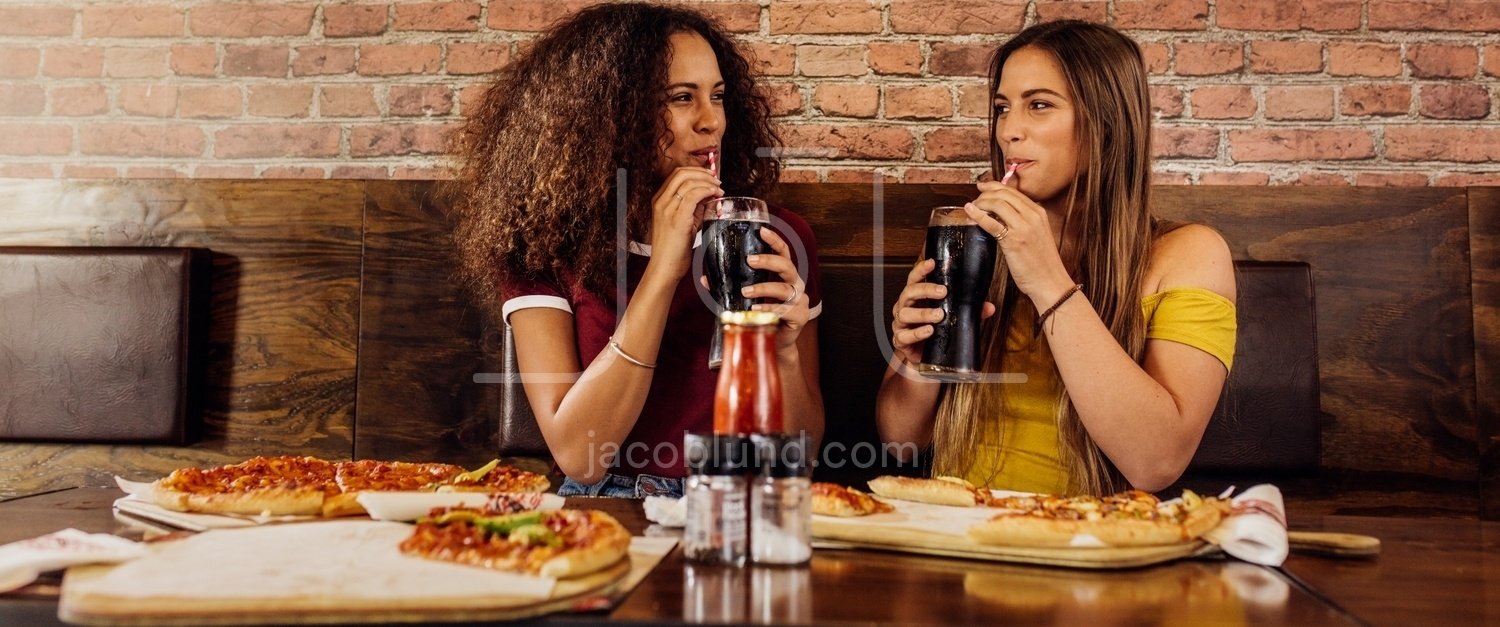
[999,162,1019,186]
[708,150,718,177]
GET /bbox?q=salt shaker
[750,433,812,564]
[684,433,751,566]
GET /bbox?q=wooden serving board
[58,521,674,626]
[813,518,1213,569]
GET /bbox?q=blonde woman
[876,20,1236,495]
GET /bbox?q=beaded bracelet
[608,338,657,369]
[1035,283,1084,338]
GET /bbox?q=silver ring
[672,192,684,202]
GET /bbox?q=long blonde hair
[931,20,1156,495]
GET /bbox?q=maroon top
[498,206,822,479]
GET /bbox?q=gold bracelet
[1035,283,1084,338]
[608,338,656,369]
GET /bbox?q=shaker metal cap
[685,433,752,476]
[719,310,780,326]
[752,433,812,478]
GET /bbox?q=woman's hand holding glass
[743,227,810,358]
[648,166,723,280]
[890,259,996,367]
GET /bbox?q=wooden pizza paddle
[1286,531,1381,558]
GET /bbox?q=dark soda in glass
[918,207,997,381]
[698,196,773,370]
[703,218,771,313]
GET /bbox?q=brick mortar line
[14,72,1493,83]
[8,119,1495,131]
[8,32,1498,47]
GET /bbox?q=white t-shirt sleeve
[501,295,572,327]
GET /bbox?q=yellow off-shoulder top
[961,288,1236,494]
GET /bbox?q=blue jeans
[557,472,684,498]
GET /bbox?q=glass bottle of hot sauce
[713,311,784,435]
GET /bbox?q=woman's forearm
[874,359,942,460]
[546,272,679,482]
[778,351,825,448]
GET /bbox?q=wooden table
[1282,514,1500,626]
[0,487,1478,626]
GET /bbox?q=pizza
[323,460,467,517]
[436,459,552,494]
[867,475,992,507]
[151,455,338,517]
[968,489,1231,548]
[149,456,550,518]
[399,508,631,578]
[811,482,894,517]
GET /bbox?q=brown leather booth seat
[1190,262,1320,473]
[496,324,549,458]
[0,247,207,443]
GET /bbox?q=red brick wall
[1,1,1497,185]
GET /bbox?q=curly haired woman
[877,21,1236,496]
[450,3,823,498]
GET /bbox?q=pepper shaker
[684,433,751,566]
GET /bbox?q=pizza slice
[322,460,466,517]
[811,482,894,517]
[147,457,553,519]
[968,489,1231,548]
[399,508,631,578]
[150,455,338,517]
[433,459,551,494]
[867,475,992,507]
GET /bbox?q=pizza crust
[320,492,366,518]
[868,476,986,507]
[968,515,1188,547]
[968,498,1229,548]
[152,485,326,517]
[537,519,632,578]
[147,481,189,512]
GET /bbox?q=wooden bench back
[0,180,1493,519]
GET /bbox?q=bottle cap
[752,433,812,478]
[720,310,780,327]
[684,433,751,476]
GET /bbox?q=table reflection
[683,563,813,624]
[751,566,812,623]
[960,560,1290,625]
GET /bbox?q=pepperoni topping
[158,457,547,500]
[159,456,337,496]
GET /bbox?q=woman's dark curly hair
[449,2,780,316]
